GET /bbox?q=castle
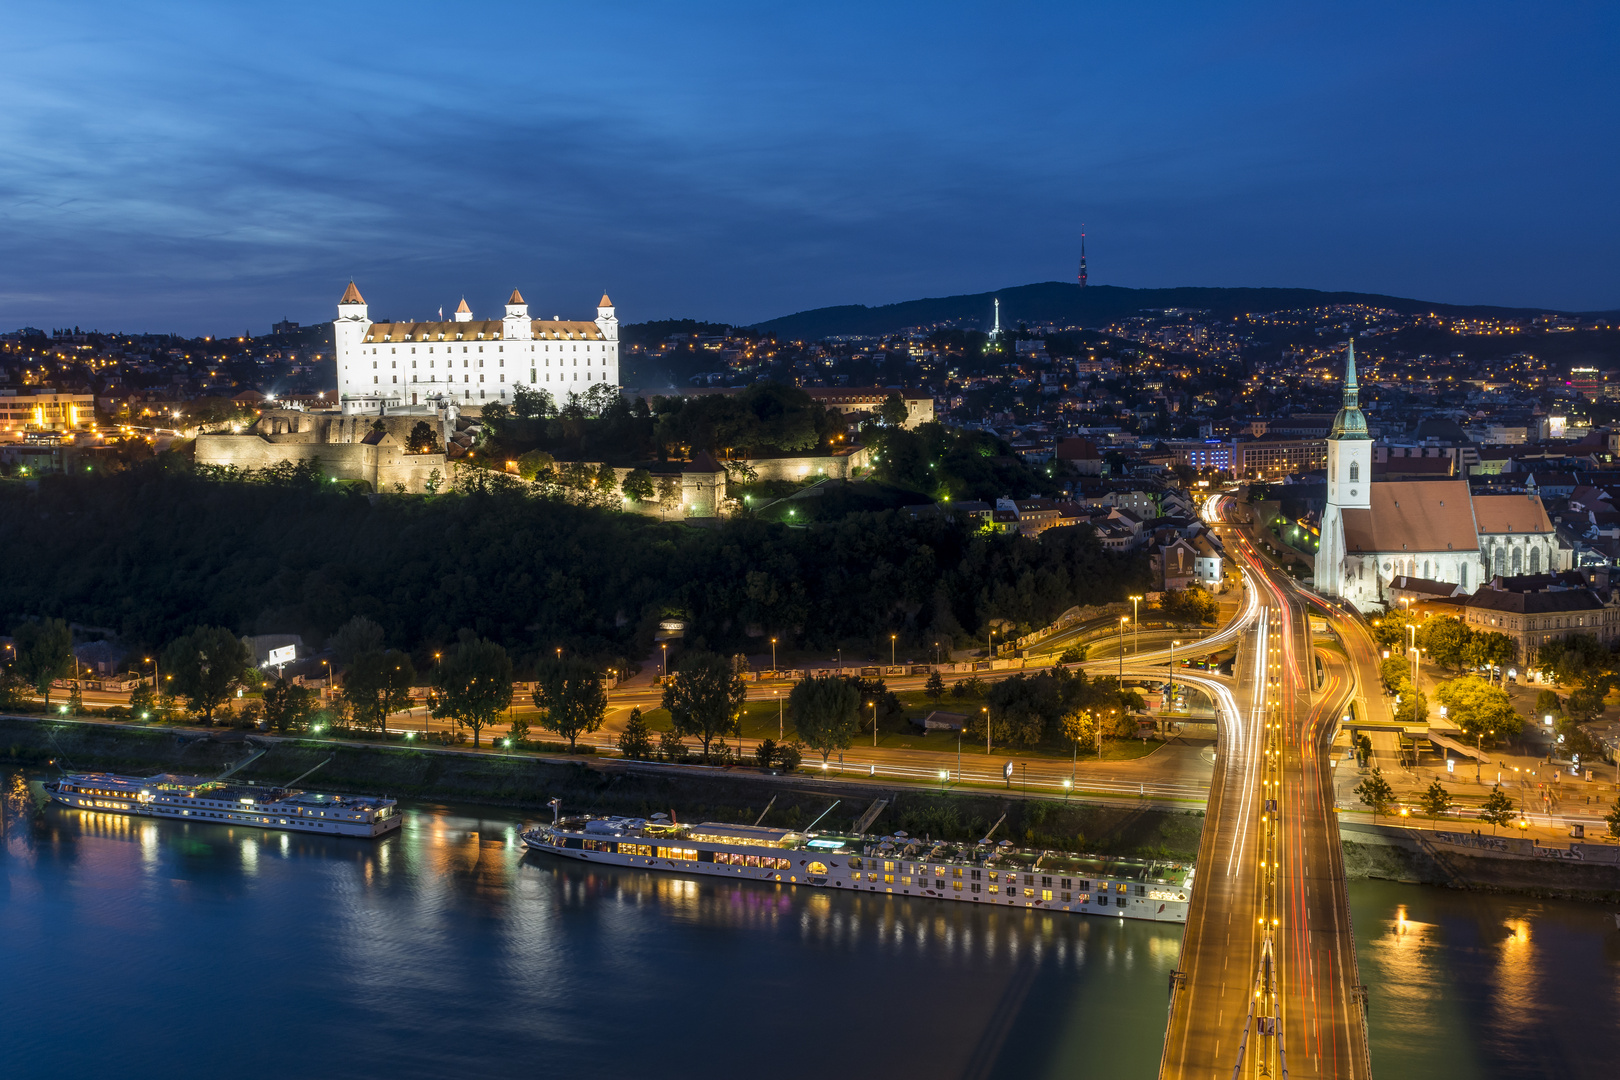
[335,282,619,414]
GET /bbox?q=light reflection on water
[3,795,1182,1080]
[1351,880,1620,1080]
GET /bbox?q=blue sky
[2,1,1616,334]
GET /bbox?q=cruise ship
[46,771,402,838]
[522,808,1193,922]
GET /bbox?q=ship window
[807,861,828,875]
[953,867,963,878]
[1042,889,1054,901]
[953,880,963,891]
[884,874,894,884]
[884,861,895,872]
[989,884,999,894]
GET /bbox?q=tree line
[0,463,1147,670]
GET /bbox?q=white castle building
[334,282,619,414]
[1314,341,1569,612]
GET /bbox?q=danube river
[2,788,1616,1079]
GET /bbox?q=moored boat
[522,805,1192,922]
[46,771,401,838]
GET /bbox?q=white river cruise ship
[46,771,402,838]
[522,809,1193,922]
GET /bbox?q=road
[1159,495,1371,1080]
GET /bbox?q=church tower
[1316,340,1373,600]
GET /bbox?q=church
[334,282,619,414]
[1313,342,1569,612]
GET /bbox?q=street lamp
[869,701,878,747]
[890,634,897,667]
[770,637,777,673]
[1169,640,1181,722]
[775,689,782,740]
[1118,616,1128,681]
[1128,594,1142,654]
[661,642,668,678]
[983,705,991,756]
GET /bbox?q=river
[1,790,1615,1079]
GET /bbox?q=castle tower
[503,288,532,341]
[334,281,372,410]
[453,298,473,323]
[595,293,620,385]
[1316,340,1373,601]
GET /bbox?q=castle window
[499,374,504,383]
[1349,462,1359,482]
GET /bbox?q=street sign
[1446,759,1454,773]
[267,645,296,666]
[1003,761,1014,781]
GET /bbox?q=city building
[334,283,619,415]
[0,389,96,433]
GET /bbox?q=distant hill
[749,282,1608,339]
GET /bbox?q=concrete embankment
[1341,819,1620,903]
[0,714,1204,859]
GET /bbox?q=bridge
[1156,495,1373,1079]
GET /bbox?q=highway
[1159,495,1371,1080]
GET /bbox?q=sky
[1,1,1616,335]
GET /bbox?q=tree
[161,626,252,724]
[12,617,73,713]
[1058,645,1088,664]
[559,461,594,490]
[405,420,440,454]
[621,468,656,503]
[66,682,84,715]
[594,462,620,500]
[516,449,555,481]
[1416,616,1473,671]
[1434,676,1523,739]
[924,671,945,705]
[658,728,689,762]
[1464,630,1516,678]
[1533,688,1563,722]
[330,615,385,667]
[1392,683,1428,725]
[788,674,861,763]
[656,476,682,515]
[1479,784,1516,835]
[1419,779,1453,830]
[1607,796,1620,841]
[1159,586,1217,626]
[430,630,513,747]
[1565,681,1610,724]
[1061,707,1098,758]
[618,707,654,759]
[511,384,554,420]
[877,392,909,428]
[662,650,746,759]
[1355,768,1395,819]
[984,673,1056,747]
[1378,655,1411,695]
[262,677,316,733]
[342,649,417,732]
[0,667,27,712]
[532,658,608,751]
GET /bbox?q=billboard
[267,645,297,666]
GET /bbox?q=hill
[749,282,1612,340]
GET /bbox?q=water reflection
[1352,880,1620,1080]
[3,788,1184,1080]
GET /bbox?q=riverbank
[1340,820,1620,903]
[0,714,1203,859]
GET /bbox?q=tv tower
[1077,226,1088,287]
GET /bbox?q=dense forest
[0,464,1147,671]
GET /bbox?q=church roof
[363,320,606,343]
[1473,493,1554,535]
[1341,480,1477,554]
[340,281,365,304]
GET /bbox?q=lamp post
[870,701,878,747]
[890,634,897,668]
[775,690,783,740]
[770,637,777,674]
[1118,616,1128,682]
[1169,640,1181,724]
[1129,594,1143,654]
[983,706,991,755]
[661,642,668,678]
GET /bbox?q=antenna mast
[1078,226,1088,287]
